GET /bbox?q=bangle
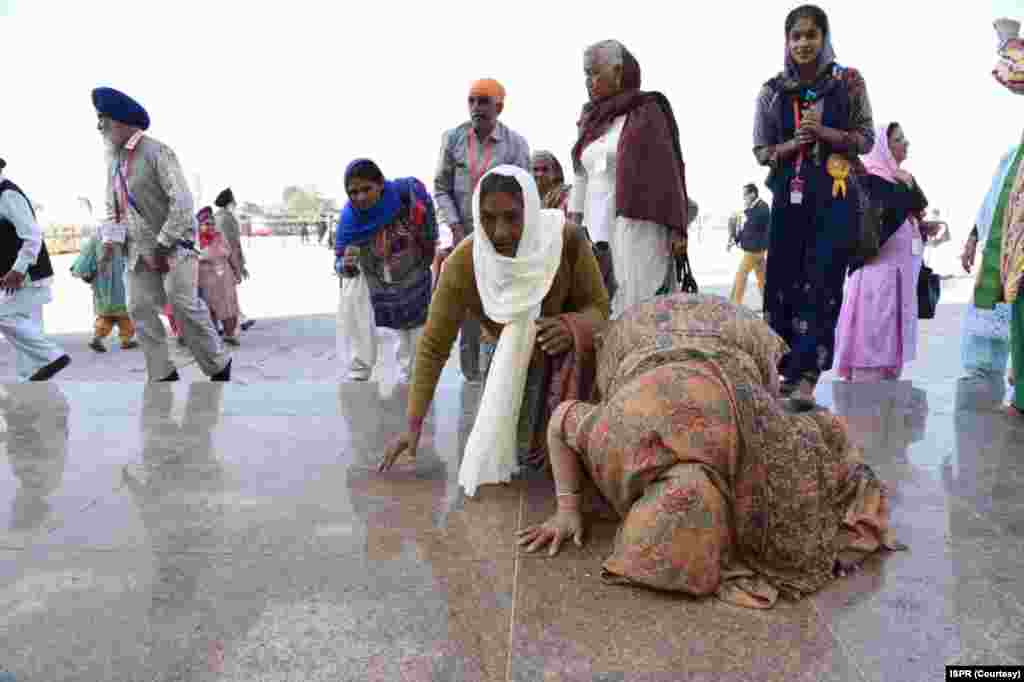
[557,494,582,511]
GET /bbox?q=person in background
[335,159,437,382]
[975,17,1024,417]
[434,78,530,383]
[532,150,572,214]
[214,188,254,331]
[922,208,950,271]
[196,206,241,346]
[730,183,770,307]
[752,4,875,402]
[727,212,741,251]
[70,227,138,353]
[93,87,231,382]
[960,147,1017,386]
[0,158,71,381]
[569,39,690,320]
[833,122,930,383]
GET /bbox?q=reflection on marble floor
[0,376,1021,681]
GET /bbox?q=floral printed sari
[552,294,902,608]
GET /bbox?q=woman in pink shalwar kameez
[834,123,931,381]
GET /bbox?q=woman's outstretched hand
[379,430,421,472]
[516,510,586,557]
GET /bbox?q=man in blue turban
[93,86,232,382]
[92,87,151,131]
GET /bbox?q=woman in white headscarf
[379,166,610,493]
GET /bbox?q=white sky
[3,0,1024,240]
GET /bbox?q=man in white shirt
[0,158,72,381]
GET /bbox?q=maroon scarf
[571,54,690,234]
[522,313,600,469]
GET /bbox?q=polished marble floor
[1,355,1023,680]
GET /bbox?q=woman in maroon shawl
[568,39,691,319]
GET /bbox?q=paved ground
[1,234,1021,681]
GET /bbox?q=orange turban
[469,78,506,102]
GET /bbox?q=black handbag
[676,253,698,294]
[852,200,883,264]
[917,264,941,319]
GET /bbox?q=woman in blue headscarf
[335,159,438,381]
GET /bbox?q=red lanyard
[113,146,137,223]
[793,100,806,174]
[467,130,494,194]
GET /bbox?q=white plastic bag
[336,273,377,375]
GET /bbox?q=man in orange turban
[433,78,530,383]
[469,78,506,102]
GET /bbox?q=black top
[0,180,54,281]
[849,174,928,274]
[739,199,770,252]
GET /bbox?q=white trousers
[126,255,230,381]
[350,326,423,380]
[0,286,65,382]
[608,216,675,319]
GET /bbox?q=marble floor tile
[2,351,1023,681]
[1,548,515,682]
[507,552,861,682]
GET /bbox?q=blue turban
[91,87,151,131]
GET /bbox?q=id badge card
[790,177,805,205]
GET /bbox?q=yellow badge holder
[826,154,850,199]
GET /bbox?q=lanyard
[467,130,494,196]
[113,146,139,223]
[793,99,806,175]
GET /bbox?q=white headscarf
[458,165,565,497]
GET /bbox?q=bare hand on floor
[516,510,586,557]
[379,430,421,472]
